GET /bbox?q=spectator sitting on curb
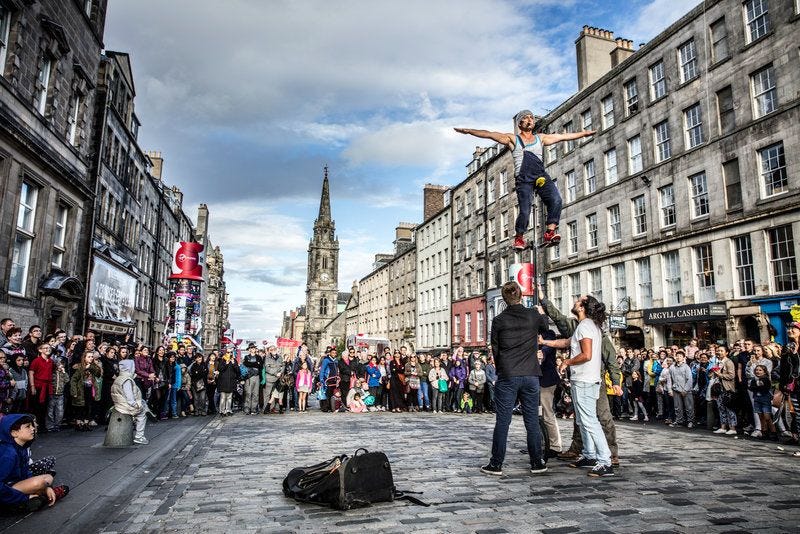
[0,414,68,514]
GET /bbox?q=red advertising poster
[169,242,205,281]
[508,263,534,296]
[277,337,301,348]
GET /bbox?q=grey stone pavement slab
[70,413,800,532]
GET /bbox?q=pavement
[4,411,800,533]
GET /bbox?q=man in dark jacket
[481,282,548,476]
[242,344,263,415]
[0,414,68,513]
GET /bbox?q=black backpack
[282,448,427,510]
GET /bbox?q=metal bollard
[103,408,134,447]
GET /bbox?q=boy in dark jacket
[0,414,68,514]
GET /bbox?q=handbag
[317,387,327,401]
[408,376,420,389]
[772,390,784,409]
[194,379,206,392]
[438,378,449,393]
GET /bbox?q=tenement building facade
[542,0,800,347]
[451,148,492,352]
[0,0,107,333]
[387,224,416,351]
[416,185,452,354]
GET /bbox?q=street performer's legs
[490,376,543,468]
[514,176,562,246]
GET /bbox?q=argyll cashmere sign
[643,302,727,324]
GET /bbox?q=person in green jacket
[537,284,622,466]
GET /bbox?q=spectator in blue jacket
[318,347,339,412]
[0,414,68,513]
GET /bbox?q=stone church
[303,167,348,357]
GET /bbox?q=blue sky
[104,0,698,342]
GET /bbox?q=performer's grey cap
[515,109,534,123]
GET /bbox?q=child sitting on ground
[460,391,474,414]
[348,393,367,413]
[0,414,69,514]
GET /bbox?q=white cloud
[627,0,701,43]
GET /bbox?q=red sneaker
[52,485,69,502]
[542,229,561,246]
[512,235,526,250]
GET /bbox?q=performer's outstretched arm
[454,128,515,148]
[540,130,596,145]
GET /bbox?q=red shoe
[52,485,69,502]
[542,229,561,246]
[512,235,526,250]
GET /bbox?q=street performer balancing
[454,111,595,249]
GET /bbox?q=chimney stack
[575,26,634,91]
[423,183,449,220]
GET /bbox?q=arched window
[322,255,328,269]
[319,296,328,316]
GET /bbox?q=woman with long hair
[388,352,406,412]
[69,351,101,430]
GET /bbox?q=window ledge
[690,214,710,223]
[648,95,668,108]
[708,55,732,72]
[741,30,775,53]
[608,241,622,248]
[660,224,677,232]
[633,234,647,240]
[756,189,799,207]
[677,75,700,91]
[622,110,640,123]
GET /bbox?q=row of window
[418,321,450,348]
[418,213,450,249]
[419,284,449,314]
[550,224,798,311]
[0,7,92,148]
[556,62,779,205]
[9,181,69,295]
[452,311,485,343]
[418,249,450,282]
[552,142,788,261]
[388,311,415,332]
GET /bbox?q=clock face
[321,273,330,282]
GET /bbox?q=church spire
[316,165,331,224]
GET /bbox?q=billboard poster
[88,256,136,324]
[169,242,205,281]
[168,279,203,336]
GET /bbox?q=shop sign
[88,256,136,325]
[643,302,727,324]
[779,299,799,311]
[608,315,627,330]
[88,320,132,335]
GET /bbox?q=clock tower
[304,166,340,357]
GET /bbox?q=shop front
[753,294,800,345]
[643,302,728,348]
[86,255,137,343]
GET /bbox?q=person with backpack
[318,347,340,413]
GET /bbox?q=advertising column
[167,242,205,347]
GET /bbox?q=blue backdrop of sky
[104,0,697,343]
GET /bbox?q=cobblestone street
[93,412,800,534]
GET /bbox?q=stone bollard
[103,409,134,447]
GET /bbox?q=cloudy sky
[104,0,697,343]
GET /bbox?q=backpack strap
[394,489,430,507]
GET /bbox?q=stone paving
[100,412,800,533]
